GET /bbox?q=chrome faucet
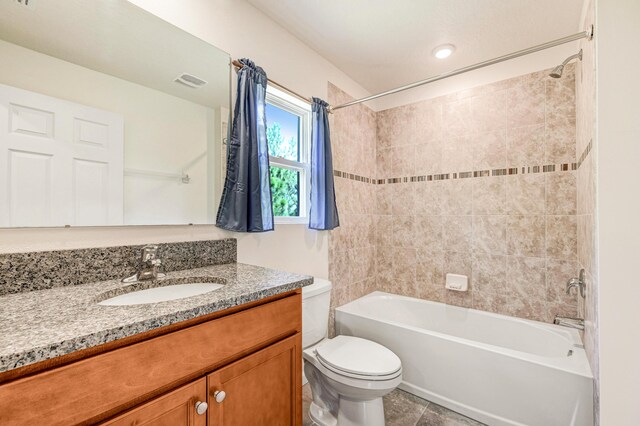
[566,268,586,298]
[138,245,164,281]
[122,245,165,283]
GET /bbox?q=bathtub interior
[336,291,585,359]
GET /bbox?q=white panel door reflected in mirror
[0,0,231,227]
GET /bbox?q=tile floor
[302,384,486,426]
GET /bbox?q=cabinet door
[207,335,302,426]
[102,378,207,426]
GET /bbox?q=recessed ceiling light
[432,44,456,59]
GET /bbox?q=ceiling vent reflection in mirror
[14,0,36,10]
[174,73,208,89]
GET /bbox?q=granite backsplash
[0,239,237,296]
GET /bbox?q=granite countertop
[0,263,312,373]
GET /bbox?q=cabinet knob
[214,390,226,403]
[195,401,208,415]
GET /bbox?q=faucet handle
[565,269,586,298]
[140,245,159,262]
[566,277,580,294]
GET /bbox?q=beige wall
[372,67,579,323]
[596,0,640,424]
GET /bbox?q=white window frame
[265,85,312,225]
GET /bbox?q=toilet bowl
[304,335,402,426]
[302,280,402,426]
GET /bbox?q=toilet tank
[302,278,332,349]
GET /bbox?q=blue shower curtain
[216,59,274,232]
[309,98,340,230]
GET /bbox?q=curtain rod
[330,26,594,112]
[231,59,313,106]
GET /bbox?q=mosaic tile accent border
[577,139,593,169]
[334,161,577,185]
[332,170,374,183]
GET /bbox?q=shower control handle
[566,269,586,298]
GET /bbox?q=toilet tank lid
[302,278,332,299]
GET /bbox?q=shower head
[549,49,583,78]
[549,65,565,79]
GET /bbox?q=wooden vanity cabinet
[0,290,302,426]
[103,379,208,426]
[104,335,301,426]
[207,335,299,425]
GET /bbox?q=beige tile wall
[328,65,580,327]
[327,83,377,336]
[576,0,599,422]
[374,66,579,323]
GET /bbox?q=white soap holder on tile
[445,273,468,292]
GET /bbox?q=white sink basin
[98,283,224,306]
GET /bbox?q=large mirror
[0,0,231,227]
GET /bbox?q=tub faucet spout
[554,316,585,330]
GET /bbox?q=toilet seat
[314,336,402,380]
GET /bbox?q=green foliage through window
[267,122,300,217]
[269,166,299,217]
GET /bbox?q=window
[265,85,311,224]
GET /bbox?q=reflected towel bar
[124,168,190,184]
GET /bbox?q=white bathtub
[335,292,593,426]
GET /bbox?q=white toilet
[302,279,402,426]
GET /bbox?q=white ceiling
[247,0,585,94]
[0,0,231,108]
